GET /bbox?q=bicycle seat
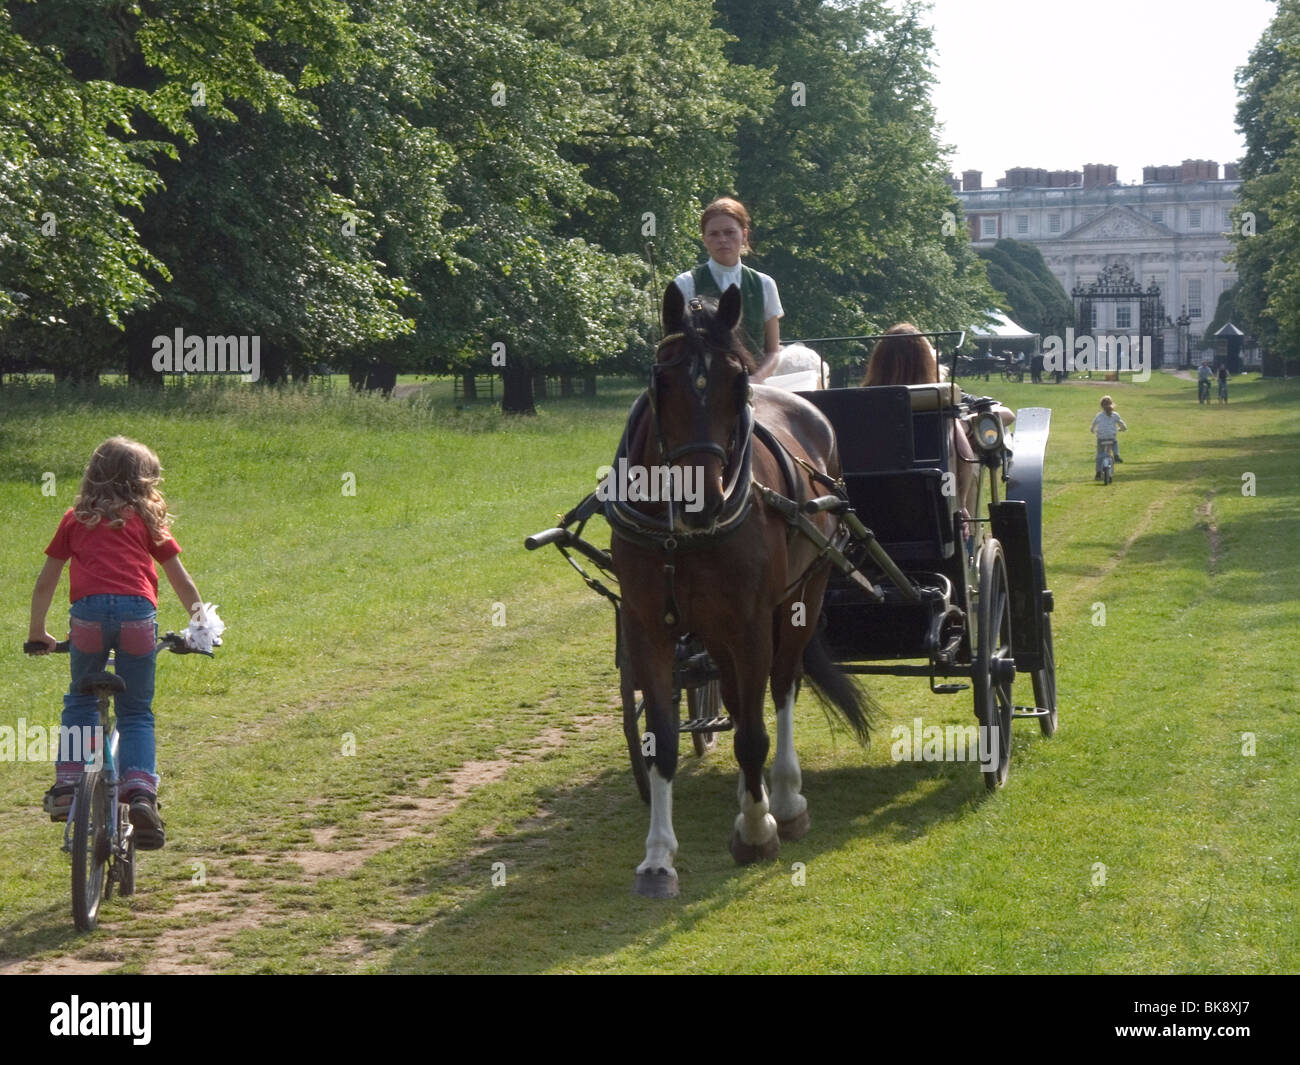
[78,671,126,696]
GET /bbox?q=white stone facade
[958,179,1241,363]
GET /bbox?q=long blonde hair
[73,436,172,544]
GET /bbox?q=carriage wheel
[1033,611,1058,738]
[686,680,720,757]
[619,655,652,804]
[973,540,1013,790]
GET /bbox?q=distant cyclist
[1218,364,1229,405]
[1197,360,1213,404]
[1091,395,1127,480]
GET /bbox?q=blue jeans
[57,594,159,799]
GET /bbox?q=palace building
[954,161,1242,366]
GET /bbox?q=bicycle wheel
[71,771,109,931]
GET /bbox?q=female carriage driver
[673,197,784,378]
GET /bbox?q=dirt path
[2,715,610,975]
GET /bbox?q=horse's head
[650,282,756,529]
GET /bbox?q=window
[1048,213,1062,234]
[1116,306,1132,329]
[1188,280,1203,319]
[1189,207,1201,228]
[1150,209,1164,224]
[980,216,998,239]
[1016,214,1029,235]
[1223,209,1232,230]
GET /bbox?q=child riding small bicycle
[1091,395,1127,480]
[27,436,220,850]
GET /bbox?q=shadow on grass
[0,901,94,963]
[382,746,991,974]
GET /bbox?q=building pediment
[1063,206,1172,241]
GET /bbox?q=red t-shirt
[45,508,181,606]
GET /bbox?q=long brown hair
[861,323,938,386]
[73,436,172,544]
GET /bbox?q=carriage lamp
[973,411,1004,451]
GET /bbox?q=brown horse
[610,282,874,898]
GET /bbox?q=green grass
[0,370,1296,973]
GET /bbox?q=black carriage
[527,333,1057,794]
[796,379,1056,788]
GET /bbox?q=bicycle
[1198,378,1211,404]
[1098,440,1116,486]
[23,632,209,931]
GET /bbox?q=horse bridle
[603,307,759,624]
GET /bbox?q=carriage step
[1012,705,1051,718]
[930,682,969,694]
[679,716,733,734]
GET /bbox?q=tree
[977,239,1074,336]
[1232,0,1300,367]
[713,0,996,369]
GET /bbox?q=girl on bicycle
[1091,395,1127,479]
[27,436,210,850]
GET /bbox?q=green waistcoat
[691,263,767,359]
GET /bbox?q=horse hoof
[729,829,780,865]
[777,810,810,842]
[633,868,679,899]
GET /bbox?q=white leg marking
[769,688,807,823]
[637,767,678,876]
[734,772,778,845]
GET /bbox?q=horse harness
[603,317,852,628]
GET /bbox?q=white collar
[708,258,743,283]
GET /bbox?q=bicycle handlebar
[22,631,211,657]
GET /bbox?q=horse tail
[801,631,878,745]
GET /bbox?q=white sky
[918,0,1278,184]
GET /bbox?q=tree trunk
[125,314,163,387]
[583,372,597,397]
[560,373,573,397]
[532,369,548,401]
[461,371,477,402]
[502,362,536,415]
[260,342,288,384]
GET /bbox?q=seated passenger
[860,324,1013,524]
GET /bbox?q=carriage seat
[797,384,962,561]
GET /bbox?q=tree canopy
[977,239,1074,336]
[1232,0,1300,368]
[1,0,998,407]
